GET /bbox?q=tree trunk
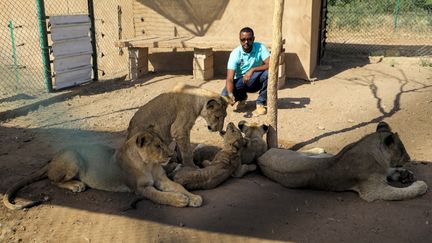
[267,0,284,149]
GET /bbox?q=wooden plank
[51,23,90,42]
[115,36,162,48]
[50,15,90,25]
[53,54,92,72]
[117,36,193,48]
[54,66,92,89]
[52,37,92,57]
[116,35,284,52]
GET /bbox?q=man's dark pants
[221,70,268,105]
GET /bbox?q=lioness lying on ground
[3,128,202,210]
[172,122,254,190]
[193,120,269,165]
[127,84,228,168]
[258,122,428,201]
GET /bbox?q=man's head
[239,27,255,53]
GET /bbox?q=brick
[279,53,285,65]
[193,55,214,71]
[278,63,286,77]
[128,47,148,80]
[193,68,214,80]
[278,74,286,90]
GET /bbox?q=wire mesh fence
[325,0,432,56]
[0,0,46,100]
[0,0,130,102]
[92,0,133,80]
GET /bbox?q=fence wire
[0,0,46,101]
[0,0,130,102]
[325,0,432,56]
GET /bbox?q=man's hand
[226,93,235,106]
[243,69,254,84]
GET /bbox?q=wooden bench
[115,36,286,88]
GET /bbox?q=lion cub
[238,120,269,164]
[4,128,202,210]
[193,120,268,166]
[172,122,254,190]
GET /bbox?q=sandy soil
[1,55,431,243]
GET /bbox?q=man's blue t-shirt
[227,42,270,79]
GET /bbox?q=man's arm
[243,57,270,83]
[225,69,235,104]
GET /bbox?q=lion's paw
[413,181,428,195]
[69,182,86,193]
[188,194,203,207]
[173,194,189,207]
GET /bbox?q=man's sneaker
[235,100,247,111]
[255,104,267,115]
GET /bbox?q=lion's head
[238,120,269,140]
[376,122,411,168]
[132,129,174,164]
[202,97,228,132]
[219,122,247,152]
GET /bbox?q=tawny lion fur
[127,84,228,168]
[258,122,428,202]
[193,120,268,166]
[3,128,202,210]
[172,122,255,190]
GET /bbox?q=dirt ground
[1,54,432,243]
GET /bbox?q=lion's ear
[136,135,145,147]
[238,120,247,132]
[377,122,391,132]
[136,133,151,147]
[206,99,220,110]
[384,134,395,147]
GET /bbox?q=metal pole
[88,0,99,81]
[9,20,20,90]
[36,0,53,92]
[393,0,401,31]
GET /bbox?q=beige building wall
[132,0,322,80]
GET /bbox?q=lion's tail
[3,164,49,210]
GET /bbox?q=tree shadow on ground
[290,67,432,151]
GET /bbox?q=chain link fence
[325,0,432,56]
[0,0,46,101]
[0,0,131,102]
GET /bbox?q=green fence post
[36,0,53,92]
[8,20,20,90]
[393,0,401,31]
[88,0,99,81]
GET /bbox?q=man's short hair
[239,27,254,36]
